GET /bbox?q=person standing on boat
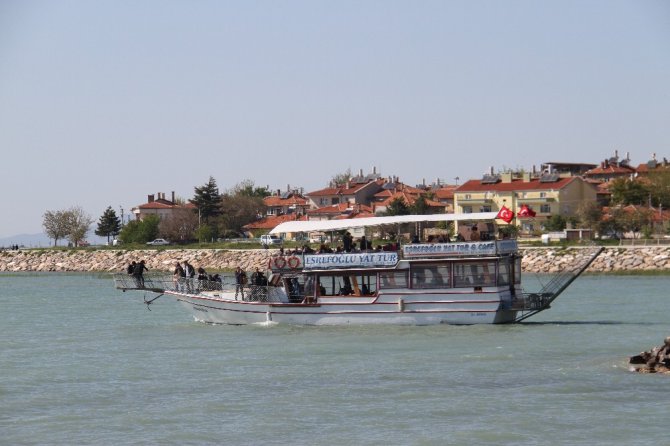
[343,231,353,252]
[173,262,185,291]
[470,225,481,241]
[182,261,195,292]
[133,260,149,288]
[359,236,370,251]
[234,266,247,300]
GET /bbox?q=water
[1,273,669,445]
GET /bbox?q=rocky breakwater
[521,246,670,273]
[0,248,278,273]
[0,246,669,273]
[629,337,670,374]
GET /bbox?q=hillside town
[128,150,670,243]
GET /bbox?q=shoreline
[1,246,669,274]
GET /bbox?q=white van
[260,234,282,247]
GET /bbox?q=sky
[1,0,669,238]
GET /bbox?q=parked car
[146,238,170,246]
[260,234,282,247]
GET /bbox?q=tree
[119,215,160,244]
[410,195,430,215]
[609,178,649,205]
[330,168,352,186]
[647,170,670,208]
[95,206,121,244]
[232,179,271,198]
[190,176,222,224]
[43,210,71,246]
[66,206,93,247]
[543,214,566,232]
[385,197,411,216]
[576,201,603,234]
[219,193,266,233]
[159,208,199,243]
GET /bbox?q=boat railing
[113,273,286,303]
[514,244,604,322]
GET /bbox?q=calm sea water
[1,273,669,445]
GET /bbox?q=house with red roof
[372,179,445,214]
[242,213,307,237]
[131,192,197,221]
[455,172,597,234]
[262,189,310,217]
[584,151,636,182]
[635,153,670,177]
[305,168,384,210]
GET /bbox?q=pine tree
[190,176,222,223]
[95,206,121,244]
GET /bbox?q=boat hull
[169,290,518,325]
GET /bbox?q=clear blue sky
[1,0,668,238]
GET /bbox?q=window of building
[539,192,547,198]
[462,206,473,213]
[540,204,551,213]
[480,205,491,212]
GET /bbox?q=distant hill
[0,232,108,248]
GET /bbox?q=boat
[113,212,602,325]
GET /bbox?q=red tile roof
[263,195,309,207]
[243,214,307,230]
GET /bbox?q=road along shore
[0,246,669,274]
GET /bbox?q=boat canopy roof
[269,212,500,234]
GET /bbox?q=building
[263,189,310,217]
[305,168,384,209]
[131,192,197,221]
[454,173,597,234]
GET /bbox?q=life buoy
[287,256,301,269]
[273,256,287,269]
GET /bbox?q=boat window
[410,264,451,289]
[497,259,511,286]
[453,261,496,288]
[379,271,408,289]
[315,273,378,296]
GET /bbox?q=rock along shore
[0,246,669,274]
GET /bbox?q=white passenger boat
[114,213,602,325]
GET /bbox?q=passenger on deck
[359,236,371,251]
[343,231,353,252]
[234,266,247,300]
[133,260,148,288]
[173,262,185,290]
[470,226,480,241]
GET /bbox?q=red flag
[518,204,536,218]
[496,205,514,223]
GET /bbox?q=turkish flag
[496,205,514,223]
[518,204,536,217]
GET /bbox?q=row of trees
[42,177,270,246]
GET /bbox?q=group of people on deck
[172,260,221,292]
[234,266,267,301]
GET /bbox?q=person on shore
[127,261,136,275]
[133,260,148,288]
